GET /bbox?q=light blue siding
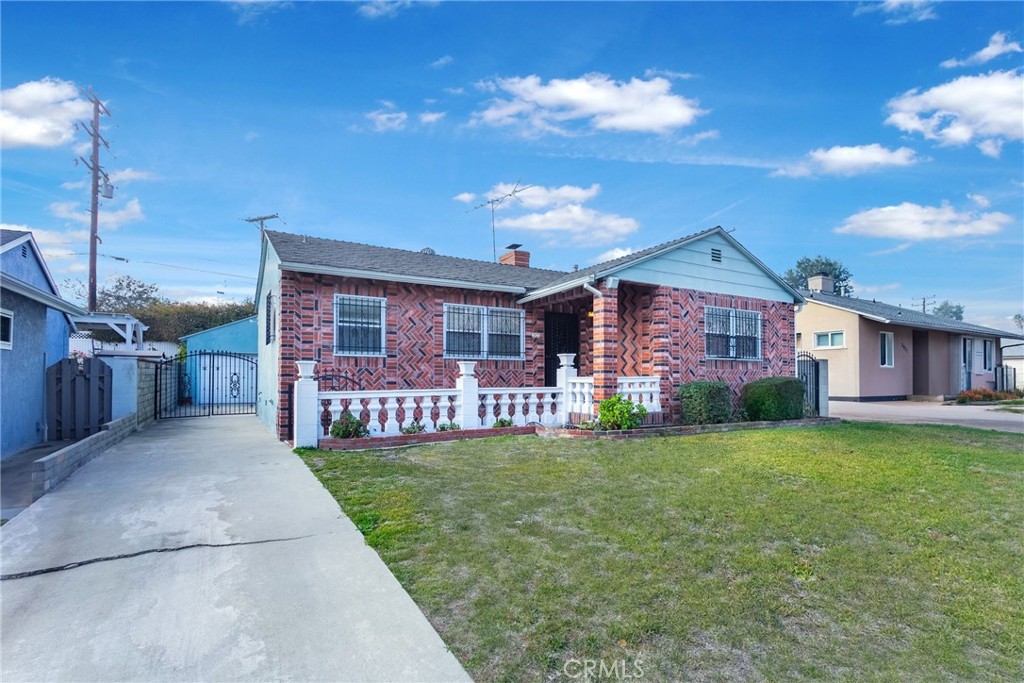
[181,316,258,354]
[615,232,793,302]
[1,246,54,292]
[1,292,58,458]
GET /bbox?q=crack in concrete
[1,532,336,581]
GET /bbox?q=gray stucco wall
[1,291,59,458]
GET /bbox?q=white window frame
[333,294,386,357]
[443,303,525,360]
[983,339,994,371]
[813,330,845,349]
[880,331,894,368]
[704,306,762,361]
[0,308,12,350]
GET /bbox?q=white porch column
[456,361,479,429]
[293,361,319,447]
[555,353,577,424]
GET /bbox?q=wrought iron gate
[155,351,257,419]
[797,351,819,417]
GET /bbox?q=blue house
[1,230,85,459]
[178,316,258,406]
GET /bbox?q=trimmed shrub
[678,381,733,425]
[741,376,805,421]
[400,421,425,435]
[330,411,370,438]
[597,395,648,430]
[493,417,514,428]
[955,388,1021,403]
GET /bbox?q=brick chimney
[807,271,835,294]
[499,243,530,268]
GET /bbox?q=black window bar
[334,296,385,355]
[445,306,523,359]
[705,307,760,360]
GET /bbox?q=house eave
[1,274,86,319]
[278,261,528,294]
[517,276,594,304]
[806,297,889,323]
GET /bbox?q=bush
[400,421,425,435]
[740,376,805,421]
[437,422,460,432]
[678,381,733,425]
[330,411,369,438]
[956,388,1021,403]
[493,417,514,428]
[596,395,648,430]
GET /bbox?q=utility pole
[472,180,533,261]
[911,295,935,314]
[79,88,110,312]
[243,213,280,238]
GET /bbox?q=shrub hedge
[677,381,733,425]
[740,376,805,421]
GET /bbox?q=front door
[544,312,580,387]
[962,338,974,391]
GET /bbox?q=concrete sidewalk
[829,400,1024,434]
[0,415,469,682]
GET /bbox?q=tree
[932,300,964,321]
[62,274,164,311]
[1014,313,1023,331]
[783,256,854,296]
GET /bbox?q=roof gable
[0,230,63,298]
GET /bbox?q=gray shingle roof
[1,228,30,246]
[805,290,1024,340]
[266,230,566,290]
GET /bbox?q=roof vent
[711,248,722,263]
[420,247,436,255]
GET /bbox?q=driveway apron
[0,415,469,682]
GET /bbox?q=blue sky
[2,1,1022,329]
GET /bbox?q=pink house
[254,226,804,444]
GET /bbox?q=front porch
[292,356,662,445]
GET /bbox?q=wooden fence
[46,357,113,440]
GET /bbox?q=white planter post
[294,361,319,447]
[456,361,479,429]
[556,353,577,425]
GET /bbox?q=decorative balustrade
[616,376,662,414]
[293,356,663,445]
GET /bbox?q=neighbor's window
[983,339,994,371]
[705,306,761,360]
[0,308,11,350]
[264,294,276,345]
[444,304,524,359]
[880,331,894,368]
[333,294,386,355]
[813,330,845,349]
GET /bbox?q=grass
[299,424,1024,681]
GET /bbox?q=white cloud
[594,247,634,262]
[357,0,434,19]
[419,111,446,124]
[885,70,1024,156]
[835,200,1012,241]
[773,144,918,178]
[472,72,707,136]
[850,280,903,294]
[643,68,697,81]
[677,130,719,146]
[977,138,1005,158]
[229,1,293,25]
[430,55,453,69]
[488,182,602,210]
[941,32,1022,68]
[854,0,937,25]
[443,87,465,95]
[365,104,408,132]
[967,193,991,208]
[0,77,91,149]
[495,204,639,246]
[109,168,158,183]
[868,243,913,256]
[452,192,476,203]
[244,130,260,143]
[1,223,89,266]
[49,197,146,231]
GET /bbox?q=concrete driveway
[0,415,469,682]
[829,400,1024,434]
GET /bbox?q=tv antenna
[471,180,533,261]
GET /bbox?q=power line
[76,87,111,312]
[81,252,257,280]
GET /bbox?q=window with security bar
[334,294,386,355]
[704,306,761,360]
[444,304,524,359]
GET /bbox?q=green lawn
[299,424,1024,682]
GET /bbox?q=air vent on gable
[21,245,28,258]
[711,248,722,263]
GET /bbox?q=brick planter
[317,425,538,451]
[537,417,841,440]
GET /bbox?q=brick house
[256,226,804,441]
